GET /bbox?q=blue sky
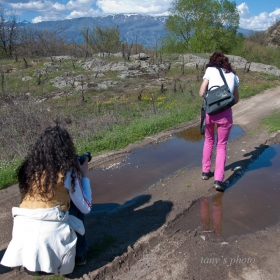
[0,0,279,30]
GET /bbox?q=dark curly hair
[17,125,81,200]
[206,52,235,73]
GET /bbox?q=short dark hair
[206,52,235,73]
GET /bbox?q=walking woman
[199,52,239,191]
[1,125,92,274]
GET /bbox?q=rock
[130,53,150,60]
[22,76,32,82]
[50,55,73,61]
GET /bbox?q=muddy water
[88,125,244,211]
[174,144,280,238]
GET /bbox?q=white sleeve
[64,172,92,214]
[203,67,211,80]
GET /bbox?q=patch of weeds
[87,234,117,259]
[260,110,280,133]
[248,125,263,135]
[0,159,22,190]
[48,275,66,280]
[178,169,186,174]
[186,184,191,188]
[239,71,280,99]
[105,70,121,79]
[32,275,65,280]
[166,66,182,77]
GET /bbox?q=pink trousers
[202,108,233,181]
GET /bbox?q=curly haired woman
[199,52,239,192]
[1,125,92,275]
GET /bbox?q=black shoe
[75,252,87,266]
[201,172,212,180]
[213,180,225,192]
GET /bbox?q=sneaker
[75,252,87,266]
[201,172,212,180]
[213,180,225,192]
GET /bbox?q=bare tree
[0,4,19,57]
[16,27,67,58]
[0,68,4,92]
[81,25,121,54]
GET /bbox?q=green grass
[232,40,280,69]
[0,159,21,189]
[237,71,280,99]
[260,110,280,133]
[75,97,201,154]
[33,275,65,280]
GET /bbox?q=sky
[0,0,279,30]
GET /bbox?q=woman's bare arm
[233,87,239,104]
[199,79,209,98]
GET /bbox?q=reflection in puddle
[200,194,223,235]
[89,125,244,207]
[174,145,280,238]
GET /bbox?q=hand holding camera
[77,152,92,165]
[77,152,92,177]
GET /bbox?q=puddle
[89,125,244,210]
[173,144,280,238]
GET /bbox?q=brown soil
[1,85,280,280]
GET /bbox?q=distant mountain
[18,20,31,26]
[22,14,168,46]
[238,27,255,36]
[19,14,254,47]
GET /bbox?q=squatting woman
[1,125,92,274]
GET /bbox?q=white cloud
[66,0,95,10]
[66,8,101,19]
[238,3,280,30]
[10,1,51,12]
[269,8,280,17]
[53,2,66,11]
[237,3,251,20]
[31,12,65,22]
[24,0,171,23]
[96,0,170,15]
[32,15,43,23]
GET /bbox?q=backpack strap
[216,67,229,88]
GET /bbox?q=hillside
[266,20,280,47]
[20,13,253,46]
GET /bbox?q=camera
[77,152,92,165]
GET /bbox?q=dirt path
[1,86,280,280]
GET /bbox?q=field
[1,53,280,189]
